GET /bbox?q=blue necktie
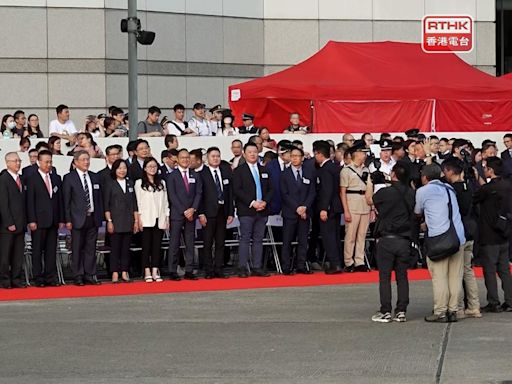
[251,165,262,201]
[214,169,223,201]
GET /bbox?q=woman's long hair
[48,136,63,155]
[27,114,42,136]
[141,157,164,192]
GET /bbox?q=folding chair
[23,235,32,286]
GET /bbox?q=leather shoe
[84,278,101,286]
[47,281,61,287]
[296,269,313,275]
[282,270,295,276]
[11,282,27,289]
[501,303,512,312]
[35,281,45,288]
[481,303,503,313]
[343,265,355,273]
[252,268,270,277]
[238,269,249,278]
[184,272,199,280]
[204,273,214,280]
[325,267,342,275]
[169,273,182,281]
[214,272,229,279]
[74,279,85,286]
[354,265,370,272]
[447,311,458,323]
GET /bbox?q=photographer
[369,161,415,323]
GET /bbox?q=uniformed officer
[209,104,224,135]
[340,140,373,272]
[369,140,396,193]
[188,103,214,136]
[238,113,259,134]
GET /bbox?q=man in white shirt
[49,104,77,145]
[165,104,195,136]
[188,103,214,136]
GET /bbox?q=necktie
[15,175,21,192]
[45,174,52,197]
[213,169,223,201]
[183,171,189,193]
[251,165,263,201]
[296,169,301,182]
[83,173,91,212]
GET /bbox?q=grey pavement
[0,280,511,384]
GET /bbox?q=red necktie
[16,175,21,192]
[182,171,189,193]
[45,174,52,196]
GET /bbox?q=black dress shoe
[74,279,85,286]
[501,303,512,312]
[214,272,229,279]
[184,272,199,280]
[204,273,214,280]
[343,265,355,273]
[169,273,182,281]
[447,311,458,323]
[84,278,101,286]
[238,269,249,278]
[252,268,270,277]
[296,269,313,275]
[325,267,342,275]
[47,281,61,287]
[354,265,370,272]
[35,282,45,288]
[282,270,295,276]
[481,303,503,313]
[11,282,27,289]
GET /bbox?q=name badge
[53,186,58,193]
[316,177,321,184]
[189,178,196,184]
[128,187,134,193]
[93,184,100,190]
[302,178,310,185]
[223,179,229,185]
[24,185,27,191]
[261,173,269,179]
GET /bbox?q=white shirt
[178,166,190,181]
[278,157,288,172]
[49,119,77,135]
[117,178,126,193]
[369,157,396,176]
[188,116,213,136]
[195,164,204,173]
[76,169,94,213]
[7,170,20,186]
[38,169,53,198]
[166,120,187,136]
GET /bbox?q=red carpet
[0,268,486,302]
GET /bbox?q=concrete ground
[0,279,511,384]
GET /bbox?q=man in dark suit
[233,142,274,277]
[198,147,234,279]
[63,150,104,286]
[314,140,343,274]
[166,149,203,280]
[128,139,150,181]
[26,150,64,287]
[501,134,512,178]
[98,144,122,185]
[159,149,177,176]
[0,152,27,289]
[280,146,316,274]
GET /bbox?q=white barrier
[1,131,509,176]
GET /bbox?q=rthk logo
[422,15,473,53]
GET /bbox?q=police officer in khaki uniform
[340,140,373,272]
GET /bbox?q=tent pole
[309,100,314,133]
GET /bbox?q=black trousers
[481,243,512,306]
[110,232,131,273]
[141,224,163,269]
[319,213,341,268]
[31,226,58,284]
[307,211,323,263]
[376,237,410,314]
[0,232,25,287]
[203,205,227,274]
[169,218,195,273]
[71,216,98,280]
[281,216,310,271]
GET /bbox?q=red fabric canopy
[228,41,512,133]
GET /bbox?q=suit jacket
[22,163,58,181]
[280,165,316,219]
[501,149,511,161]
[266,158,284,215]
[134,179,169,229]
[159,164,174,176]
[501,149,512,178]
[103,178,138,233]
[237,126,259,134]
[0,172,26,234]
[128,158,144,181]
[26,171,64,228]
[232,162,274,217]
[198,166,234,218]
[97,166,112,186]
[315,161,342,215]
[165,168,203,221]
[62,170,103,229]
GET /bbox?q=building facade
[0,0,496,134]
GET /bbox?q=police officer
[340,140,373,272]
[369,139,396,193]
[369,161,415,323]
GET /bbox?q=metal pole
[127,0,138,141]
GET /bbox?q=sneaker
[371,312,392,323]
[464,309,482,318]
[424,313,448,323]
[393,311,407,322]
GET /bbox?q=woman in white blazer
[134,157,169,282]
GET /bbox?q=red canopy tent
[228,41,512,133]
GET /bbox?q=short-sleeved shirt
[137,120,162,135]
[414,179,466,245]
[49,119,77,135]
[188,117,213,136]
[340,164,372,214]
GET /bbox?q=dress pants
[426,246,464,315]
[71,215,98,280]
[376,237,410,314]
[31,226,58,284]
[203,205,227,274]
[281,216,310,271]
[307,211,323,264]
[0,232,25,287]
[168,218,195,273]
[344,212,370,267]
[457,240,480,311]
[319,213,341,268]
[141,224,163,269]
[238,214,267,269]
[110,232,131,273]
[481,242,512,306]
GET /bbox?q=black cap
[379,139,393,150]
[242,113,254,121]
[405,128,420,138]
[347,140,370,155]
[193,102,205,110]
[209,104,223,114]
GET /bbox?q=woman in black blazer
[104,159,139,283]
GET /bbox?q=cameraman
[369,162,416,323]
[441,158,481,318]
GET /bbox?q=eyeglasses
[7,159,21,163]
